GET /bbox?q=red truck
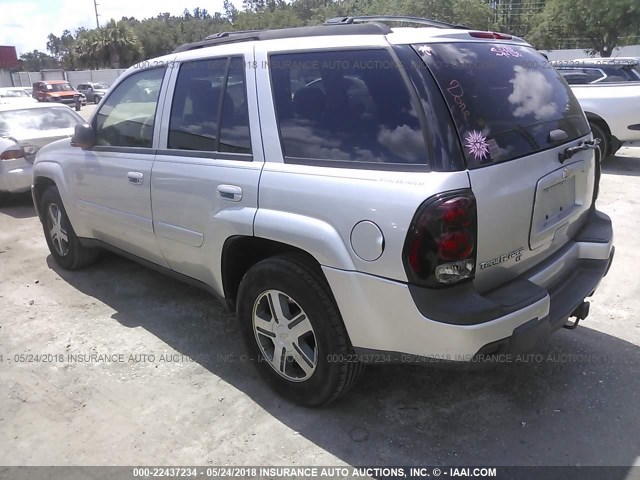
[32,80,86,111]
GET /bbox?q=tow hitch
[564,301,590,330]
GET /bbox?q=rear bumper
[324,209,614,362]
[0,163,33,193]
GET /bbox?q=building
[0,45,19,87]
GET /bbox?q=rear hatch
[414,41,594,292]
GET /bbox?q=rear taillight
[469,31,513,40]
[403,190,477,287]
[0,148,25,160]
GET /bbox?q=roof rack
[204,30,260,40]
[324,15,469,30]
[173,15,465,53]
[174,23,392,52]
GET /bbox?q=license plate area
[530,161,586,250]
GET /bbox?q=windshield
[48,83,74,92]
[0,107,81,136]
[0,89,31,98]
[414,43,590,167]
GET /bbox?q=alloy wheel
[252,289,317,382]
[46,203,69,256]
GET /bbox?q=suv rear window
[414,43,590,167]
[270,49,428,168]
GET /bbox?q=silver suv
[31,16,614,406]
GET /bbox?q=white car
[552,58,640,158]
[0,103,84,194]
[0,87,38,105]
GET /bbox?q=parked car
[0,103,84,194]
[551,58,640,158]
[76,82,110,104]
[32,16,614,406]
[553,57,640,85]
[32,80,86,111]
[0,87,38,105]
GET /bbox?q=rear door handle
[128,171,144,185]
[217,184,243,202]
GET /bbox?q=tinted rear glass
[270,49,428,168]
[414,43,589,167]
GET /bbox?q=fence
[6,68,127,88]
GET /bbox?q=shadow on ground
[0,192,36,219]
[603,154,640,177]
[48,253,640,471]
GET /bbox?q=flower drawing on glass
[464,130,490,161]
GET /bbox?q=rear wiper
[558,139,600,163]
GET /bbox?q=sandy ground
[0,146,638,469]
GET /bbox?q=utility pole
[93,0,100,28]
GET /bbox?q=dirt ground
[0,147,639,469]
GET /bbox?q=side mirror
[71,123,96,149]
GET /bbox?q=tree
[73,20,144,69]
[528,0,640,56]
[101,19,144,68]
[311,0,495,31]
[46,29,77,68]
[19,50,59,71]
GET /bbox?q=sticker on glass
[490,45,522,58]
[464,130,490,161]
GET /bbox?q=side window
[168,56,251,154]
[269,49,427,166]
[584,69,605,83]
[220,58,251,153]
[94,67,165,148]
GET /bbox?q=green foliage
[528,0,640,56]
[45,3,500,70]
[72,20,143,69]
[19,50,59,71]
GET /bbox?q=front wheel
[40,186,99,270]
[237,254,364,406]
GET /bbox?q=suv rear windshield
[414,43,589,167]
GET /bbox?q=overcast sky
[0,0,241,56]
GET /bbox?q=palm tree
[101,20,143,68]
[74,20,143,69]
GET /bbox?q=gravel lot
[0,146,638,468]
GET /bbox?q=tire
[94,96,100,104]
[237,254,365,406]
[590,122,610,162]
[40,186,99,270]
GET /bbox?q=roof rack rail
[173,23,391,53]
[204,30,260,40]
[324,15,469,30]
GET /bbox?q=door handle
[217,184,243,202]
[127,171,144,185]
